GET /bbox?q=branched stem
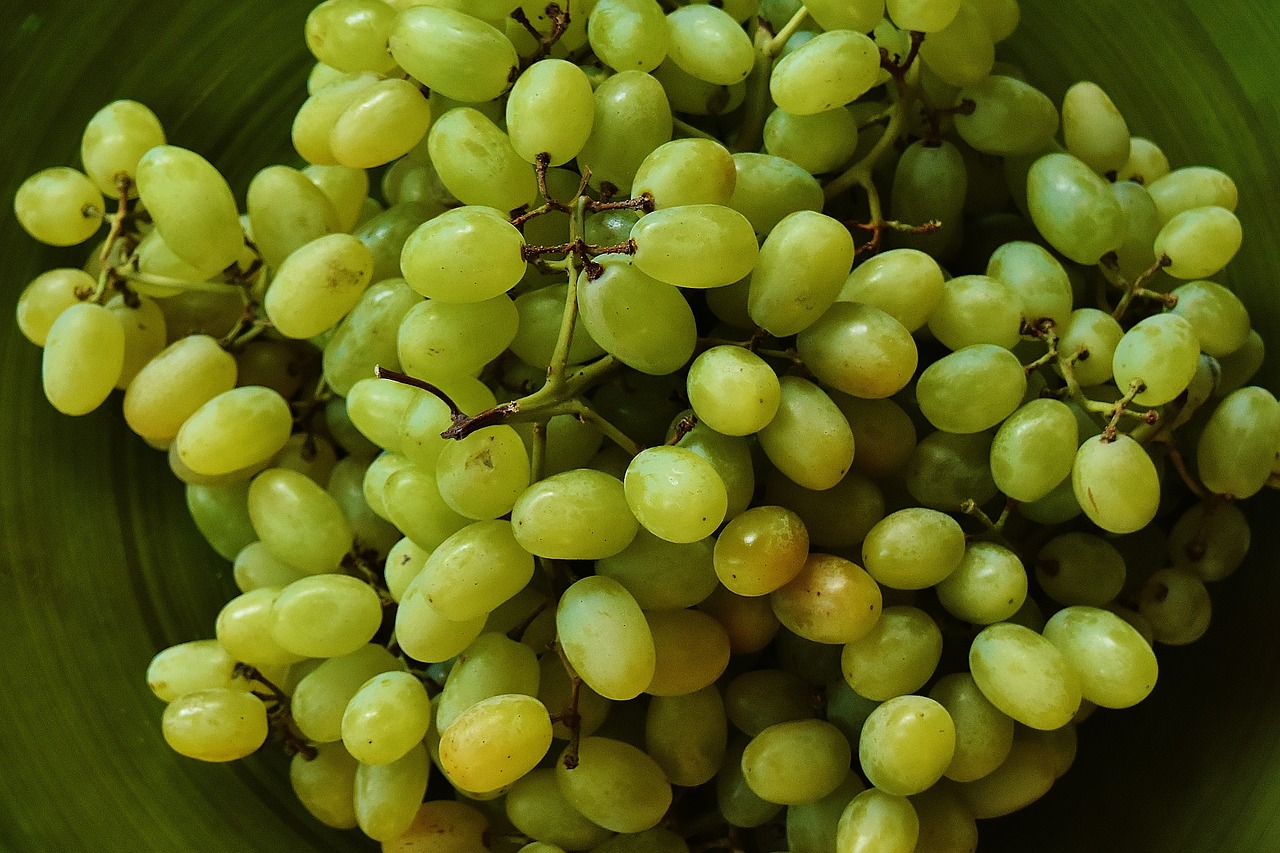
[236,664,316,760]
[1104,253,1175,320]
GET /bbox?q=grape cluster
[12,0,1280,851]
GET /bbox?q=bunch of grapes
[12,0,1280,851]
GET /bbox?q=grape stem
[235,664,316,760]
[511,2,571,71]
[549,641,583,770]
[1103,253,1175,320]
[672,117,720,142]
[97,175,135,274]
[1151,436,1212,500]
[732,7,810,153]
[666,413,697,445]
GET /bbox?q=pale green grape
[1137,568,1212,645]
[717,735,783,828]
[576,70,674,194]
[427,108,537,211]
[359,203,439,281]
[1026,152,1125,265]
[400,205,526,302]
[439,694,552,793]
[435,632,540,731]
[763,106,858,175]
[769,30,880,116]
[1147,165,1238,224]
[990,398,1078,502]
[673,418,756,519]
[985,240,1073,332]
[215,588,305,668]
[954,75,1060,156]
[396,583,487,663]
[650,59,747,117]
[831,393,918,479]
[929,274,1023,350]
[233,541,307,592]
[323,279,421,396]
[15,268,92,346]
[174,386,293,477]
[802,0,882,30]
[836,789,919,853]
[271,574,383,658]
[713,505,808,597]
[918,1,995,85]
[354,742,432,841]
[557,736,673,833]
[889,139,966,259]
[505,768,613,850]
[630,204,758,289]
[802,303,918,401]
[749,209,854,336]
[382,800,490,851]
[290,742,359,830]
[511,468,639,559]
[1057,307,1123,387]
[589,0,669,73]
[342,671,432,765]
[247,164,339,270]
[347,378,423,453]
[936,541,1027,625]
[916,344,1027,434]
[1042,606,1158,709]
[507,59,596,166]
[1170,279,1251,358]
[757,376,855,491]
[146,639,248,703]
[307,60,364,93]
[969,622,1082,730]
[771,553,882,645]
[80,99,166,196]
[41,301,124,416]
[13,166,104,247]
[1117,136,1171,184]
[389,6,517,102]
[136,145,245,275]
[248,467,353,574]
[162,688,268,762]
[557,575,656,701]
[577,259,697,375]
[838,248,944,332]
[292,645,404,743]
[292,73,380,166]
[861,508,964,591]
[645,685,728,786]
[596,528,719,609]
[417,520,534,620]
[686,346,779,436]
[398,294,518,382]
[305,163,369,232]
[1198,387,1280,498]
[905,428,999,511]
[1061,81,1130,176]
[724,669,816,736]
[860,695,956,796]
[1110,180,1162,283]
[624,446,728,544]
[1035,532,1126,606]
[305,0,398,73]
[951,734,1056,818]
[631,138,737,208]
[664,5,754,85]
[1167,500,1251,582]
[841,606,943,700]
[187,481,257,561]
[1155,205,1242,279]
[265,233,374,338]
[727,152,824,236]
[1072,434,1160,534]
[929,671,1015,783]
[381,462,471,549]
[332,78,433,169]
[887,0,961,29]
[741,719,850,805]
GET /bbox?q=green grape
[389,6,518,103]
[757,376,855,491]
[673,417,757,519]
[1057,307,1123,387]
[1042,606,1158,709]
[187,481,257,560]
[928,274,1022,351]
[291,73,380,166]
[511,468,639,559]
[990,398,1078,502]
[398,377,496,471]
[1155,205,1242,279]
[331,78,434,169]
[785,771,867,853]
[162,688,268,762]
[624,446,728,544]
[727,152,824,235]
[716,735,783,828]
[557,575,656,701]
[1137,567,1212,645]
[417,520,534,620]
[354,742,432,841]
[763,106,859,175]
[741,719,850,805]
[556,736,673,833]
[80,99,166,196]
[400,206,527,303]
[1116,136,1170,184]
[589,0,670,73]
[233,541,307,592]
[724,669,817,736]
[247,165,339,270]
[664,5,754,85]
[836,788,919,853]
[685,346,779,436]
[348,378,424,454]
[645,608,732,696]
[861,508,964,591]
[1061,81,1130,176]
[764,465,884,549]
[860,695,956,796]
[264,233,374,339]
[358,203,438,282]
[1109,180,1163,283]
[1147,165,1238,224]
[290,742,359,830]
[771,553,882,645]
[1196,386,1280,498]
[382,458,471,548]
[323,279,420,396]
[918,0,995,84]
[630,204,758,289]
[631,138,737,208]
[305,0,398,73]
[304,163,369,232]
[215,588,306,669]
[270,574,383,658]
[507,59,596,166]
[906,786,980,853]
[650,59,747,117]
[936,541,1027,625]
[248,467,353,574]
[40,301,124,416]
[1169,279,1251,358]
[713,505,808,597]
[577,259,697,375]
[769,30,880,116]
[233,338,311,401]
[383,800,490,852]
[439,694,552,793]
[342,670,432,765]
[929,671,1015,783]
[837,248,944,333]
[904,428,999,511]
[841,606,943,700]
[969,622,1082,730]
[916,344,1027,434]
[586,207,644,245]
[888,139,966,259]
[985,240,1073,332]
[1035,532,1126,606]
[1167,500,1251,582]
[1216,327,1266,397]
[399,295,519,382]
[427,108,537,211]
[750,210,856,335]
[1025,152,1125,265]
[646,685,728,786]
[796,303,917,399]
[15,268,92,346]
[1071,434,1160,534]
[135,145,245,275]
[832,394,918,480]
[13,166,104,247]
[505,768,614,850]
[590,828,689,853]
[396,581,488,664]
[576,70,674,194]
[954,75,1060,156]
[174,386,293,477]
[596,528,719,609]
[538,652,612,741]
[146,639,249,702]
[801,0,881,30]
[887,0,961,29]
[951,732,1057,819]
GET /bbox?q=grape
[136,146,245,276]
[686,346,779,436]
[717,735,784,829]
[909,787,980,853]
[1026,151,1125,265]
[802,0,883,32]
[305,0,398,74]
[837,248,945,332]
[889,139,966,259]
[506,768,613,850]
[577,258,698,375]
[507,59,596,166]
[1196,387,1280,499]
[985,240,1074,332]
[835,789,920,853]
[1155,205,1242,279]
[264,233,374,338]
[354,742,432,841]
[770,553,882,645]
[292,73,380,166]
[952,733,1057,819]
[174,386,293,478]
[1110,180,1163,283]
[624,446,728,543]
[675,418,757,519]
[596,528,718,609]
[1072,434,1160,534]
[969,622,1083,730]
[537,652,612,741]
[400,206,526,303]
[395,587,487,664]
[511,468,639,559]
[860,695,956,796]
[1147,165,1238,223]
[833,394,918,479]
[862,508,965,591]
[248,467,354,574]
[389,7,518,104]
[146,640,248,702]
[41,301,124,416]
[331,78,434,169]
[954,75,1060,156]
[757,376,855,491]
[741,719,851,805]
[727,152,824,235]
[645,608,732,696]
[764,107,859,175]
[1035,532,1127,606]
[935,541,1028,625]
[631,137,737,208]
[664,5,754,86]
[1167,500,1251,582]
[556,736,673,833]
[769,30,880,116]
[416,520,534,621]
[1061,81,1131,176]
[630,204,758,289]
[989,398,1079,503]
[929,671,1016,783]
[427,108,537,211]
[797,302,917,399]
[916,344,1027,434]
[576,70,674,194]
[270,574,383,658]
[384,800,490,851]
[13,166,104,246]
[291,742,359,830]
[557,575,656,701]
[247,165,339,270]
[342,671,432,765]
[651,58,748,117]
[1169,279,1251,358]
[1042,606,1158,709]
[698,586,781,655]
[927,274,1022,350]
[589,0,669,73]
[918,1,995,86]
[840,606,944,701]
[646,685,729,787]
[713,505,808,597]
[1057,307,1123,387]
[749,210,855,336]
[438,694,552,793]
[905,428,999,512]
[234,541,307,593]
[162,688,268,763]
[1138,567,1213,645]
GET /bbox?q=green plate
[0,2,1276,851]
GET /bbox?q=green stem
[121,270,244,295]
[673,117,720,142]
[823,76,916,203]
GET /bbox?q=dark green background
[0,2,1277,851]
